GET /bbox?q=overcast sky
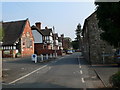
[2,2,96,40]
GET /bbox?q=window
[13,46,16,49]
[26,37,32,48]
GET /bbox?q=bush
[16,53,21,57]
[109,71,120,88]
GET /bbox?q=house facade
[53,33,59,50]
[82,12,115,64]
[2,19,34,57]
[31,22,54,55]
[31,22,63,56]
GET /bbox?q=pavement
[92,64,120,88]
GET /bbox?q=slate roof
[53,33,58,40]
[31,25,44,35]
[40,28,53,36]
[58,37,62,42]
[2,19,27,45]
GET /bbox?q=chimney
[35,22,41,30]
[45,26,48,30]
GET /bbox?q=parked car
[114,49,120,65]
[67,50,73,54]
[75,49,81,52]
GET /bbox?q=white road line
[9,65,48,84]
[81,78,85,83]
[60,57,64,59]
[80,70,83,74]
[78,56,81,68]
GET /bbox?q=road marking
[80,70,83,74]
[9,65,48,84]
[81,78,85,83]
[60,57,64,59]
[78,56,81,69]
[3,69,10,71]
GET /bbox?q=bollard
[31,54,37,63]
[53,53,55,58]
[50,54,52,58]
[56,53,57,57]
[34,55,37,63]
[46,54,48,60]
[41,54,43,61]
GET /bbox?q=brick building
[2,19,34,57]
[61,34,72,51]
[82,12,115,64]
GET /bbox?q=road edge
[91,65,107,88]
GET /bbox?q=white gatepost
[41,54,43,61]
[53,53,55,58]
[46,54,48,60]
[50,54,52,58]
[56,53,57,57]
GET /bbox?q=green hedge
[109,71,120,88]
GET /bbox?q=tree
[75,23,82,49]
[95,2,120,48]
[71,40,79,50]
[63,37,72,50]
[0,24,3,42]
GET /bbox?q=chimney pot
[45,26,48,30]
[35,22,41,30]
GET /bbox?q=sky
[2,2,96,40]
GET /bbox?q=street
[2,52,104,88]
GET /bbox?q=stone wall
[82,12,115,64]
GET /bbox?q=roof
[40,28,53,36]
[82,11,96,36]
[58,37,62,42]
[2,19,27,45]
[31,25,44,35]
[53,33,58,37]
[53,33,58,40]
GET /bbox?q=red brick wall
[34,43,63,56]
[34,43,43,55]
[21,20,34,57]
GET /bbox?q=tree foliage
[0,26,3,42]
[71,40,79,50]
[72,23,82,50]
[75,23,81,41]
[95,2,120,48]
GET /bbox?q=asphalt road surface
[2,52,104,88]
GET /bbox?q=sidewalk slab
[92,64,119,87]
